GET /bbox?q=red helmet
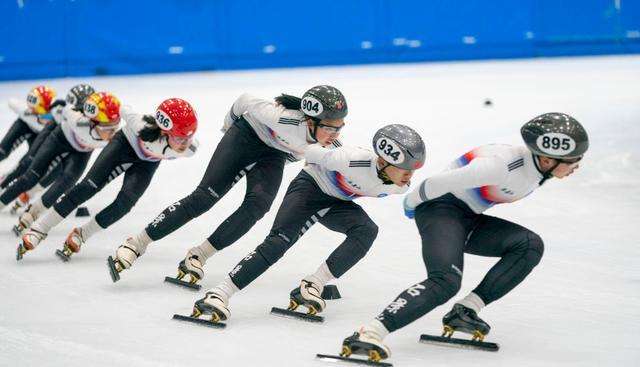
[27,85,56,115]
[84,92,121,125]
[155,98,198,138]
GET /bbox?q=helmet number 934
[376,138,405,163]
[536,133,576,156]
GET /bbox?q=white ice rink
[0,55,638,367]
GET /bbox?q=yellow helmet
[83,92,121,124]
[26,85,56,115]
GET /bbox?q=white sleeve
[63,105,86,125]
[304,144,349,171]
[8,98,26,115]
[405,157,508,208]
[120,105,146,132]
[222,93,279,132]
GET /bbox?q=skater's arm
[222,93,279,132]
[405,157,507,209]
[304,144,351,171]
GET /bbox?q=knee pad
[113,190,139,216]
[182,186,217,217]
[346,221,379,254]
[427,271,462,304]
[524,232,544,267]
[240,190,275,222]
[255,231,291,265]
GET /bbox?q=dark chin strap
[376,161,394,184]
[534,154,560,185]
[307,118,320,142]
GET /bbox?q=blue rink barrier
[0,0,638,81]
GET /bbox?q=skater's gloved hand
[403,196,416,219]
[49,99,66,110]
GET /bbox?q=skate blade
[172,314,226,329]
[16,244,26,261]
[419,334,499,352]
[106,256,121,282]
[55,249,72,262]
[164,276,201,290]
[270,307,323,323]
[316,354,393,367]
[12,225,23,238]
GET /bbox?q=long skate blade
[12,226,21,237]
[164,276,201,290]
[316,354,392,367]
[172,314,226,329]
[270,307,324,323]
[419,334,499,352]
[55,249,71,262]
[16,245,24,261]
[107,256,120,282]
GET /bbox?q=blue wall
[1,0,638,81]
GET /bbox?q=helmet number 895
[541,136,570,151]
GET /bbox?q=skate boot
[17,228,47,261]
[442,303,491,341]
[176,251,205,285]
[288,279,326,315]
[107,238,142,282]
[191,291,230,323]
[340,328,391,363]
[12,204,37,237]
[56,228,85,262]
[9,192,30,215]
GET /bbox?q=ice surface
[1,55,638,367]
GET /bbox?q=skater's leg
[458,215,544,310]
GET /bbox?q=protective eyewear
[168,135,192,146]
[95,124,119,132]
[557,156,582,164]
[317,123,344,134]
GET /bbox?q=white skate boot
[12,204,42,237]
[17,228,47,261]
[340,326,391,363]
[9,192,30,215]
[107,237,144,282]
[55,228,85,262]
[289,278,326,315]
[192,291,231,323]
[177,249,205,284]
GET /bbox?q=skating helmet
[373,124,426,170]
[155,98,198,138]
[83,92,121,125]
[26,85,56,115]
[66,84,96,110]
[300,85,348,121]
[521,112,589,159]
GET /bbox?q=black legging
[0,118,36,162]
[0,122,61,190]
[144,117,287,249]
[53,131,160,228]
[376,194,544,333]
[0,126,90,208]
[229,170,379,290]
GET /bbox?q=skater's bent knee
[183,187,216,217]
[525,231,544,266]
[255,232,290,265]
[348,221,378,249]
[427,271,462,302]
